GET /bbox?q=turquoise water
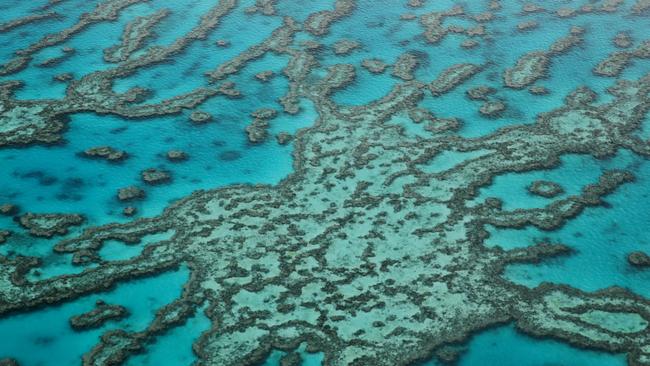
[473,153,630,211]
[1,0,650,365]
[500,151,650,296]
[260,345,324,366]
[480,150,650,296]
[127,305,212,366]
[0,267,190,365]
[458,325,626,366]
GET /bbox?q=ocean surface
[0,0,649,365]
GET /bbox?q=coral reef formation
[1,1,650,365]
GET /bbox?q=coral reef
[122,207,137,217]
[81,146,128,162]
[104,9,170,63]
[391,52,419,81]
[69,300,129,330]
[361,59,387,74]
[255,70,275,82]
[166,150,188,162]
[189,111,213,124]
[304,0,355,36]
[0,231,11,245]
[332,39,360,55]
[17,213,85,238]
[276,132,293,145]
[517,20,538,32]
[430,63,482,96]
[628,252,650,268]
[528,85,550,95]
[4,71,650,365]
[594,40,650,77]
[528,180,565,198]
[466,86,496,101]
[504,28,584,89]
[141,169,172,185]
[0,358,19,366]
[1,1,650,365]
[479,100,506,118]
[117,186,145,202]
[0,204,18,216]
[614,32,633,48]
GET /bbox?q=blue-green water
[0,267,190,366]
[1,0,649,365]
[459,325,626,366]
